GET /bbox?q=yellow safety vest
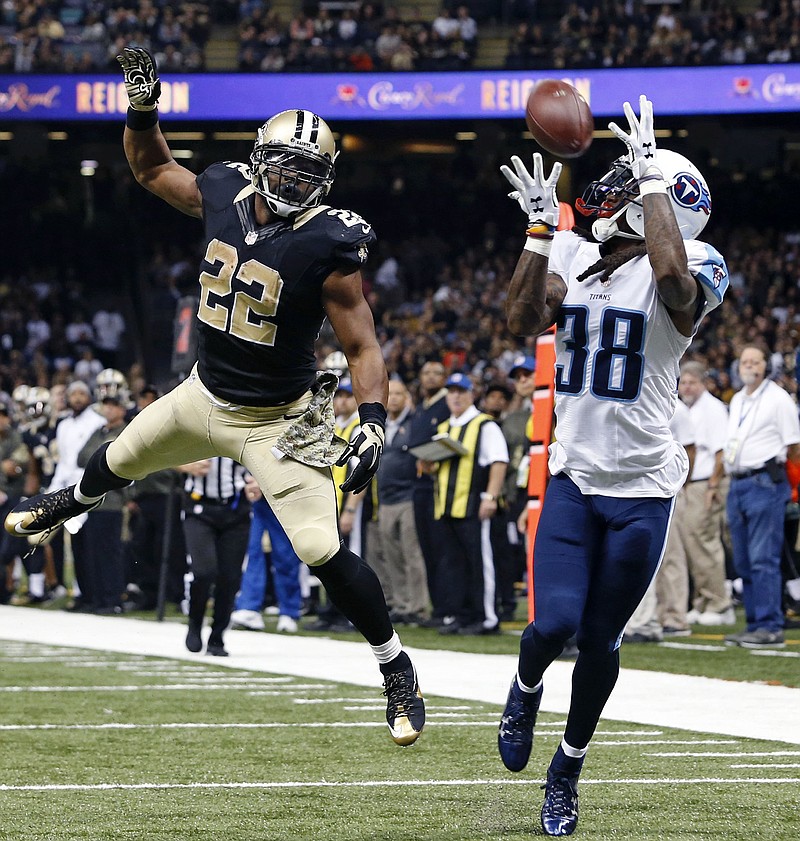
[434,412,494,519]
[332,414,360,514]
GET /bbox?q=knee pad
[293,526,339,567]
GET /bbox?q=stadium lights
[455,131,478,141]
[0,132,13,141]
[80,159,98,176]
[163,131,205,141]
[47,131,69,140]
[212,131,256,141]
[172,149,194,159]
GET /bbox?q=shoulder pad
[197,162,253,212]
[685,239,728,313]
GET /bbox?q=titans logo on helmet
[671,172,712,216]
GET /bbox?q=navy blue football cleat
[498,677,542,772]
[541,769,580,836]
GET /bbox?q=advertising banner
[0,66,798,121]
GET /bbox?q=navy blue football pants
[518,472,674,749]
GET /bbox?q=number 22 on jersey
[556,305,646,402]
[198,238,284,346]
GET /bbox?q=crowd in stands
[505,0,800,69]
[0,0,210,73]
[2,0,800,74]
[237,2,478,72]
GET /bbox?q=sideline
[1,606,798,745]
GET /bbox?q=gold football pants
[106,368,341,566]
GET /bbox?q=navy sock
[549,745,585,778]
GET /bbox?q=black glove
[337,403,386,494]
[117,47,161,111]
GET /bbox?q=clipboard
[408,432,469,462]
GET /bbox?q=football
[525,80,594,159]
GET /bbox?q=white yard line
[1,606,798,745]
[1,778,799,793]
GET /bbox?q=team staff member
[422,372,508,635]
[6,47,423,747]
[182,457,250,656]
[670,360,732,627]
[723,344,800,649]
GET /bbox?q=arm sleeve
[686,240,728,324]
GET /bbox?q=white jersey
[546,230,727,498]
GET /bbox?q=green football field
[0,639,798,841]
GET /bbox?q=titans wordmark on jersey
[546,230,728,498]
[194,162,376,406]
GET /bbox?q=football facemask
[576,149,712,242]
[250,110,337,217]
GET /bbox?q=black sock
[78,442,133,498]
[313,544,392,645]
[379,650,411,676]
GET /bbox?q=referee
[181,456,251,656]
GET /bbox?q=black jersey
[22,424,56,491]
[194,162,377,406]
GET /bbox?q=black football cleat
[5,486,103,539]
[498,677,542,772]
[382,664,425,746]
[185,624,203,653]
[541,770,580,836]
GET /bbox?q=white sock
[370,631,402,664]
[561,738,588,759]
[28,572,45,598]
[516,673,543,694]
[74,486,104,505]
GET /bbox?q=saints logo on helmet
[576,149,712,242]
[250,110,337,218]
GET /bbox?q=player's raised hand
[117,47,161,111]
[501,153,562,230]
[608,94,658,180]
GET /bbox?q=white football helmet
[250,109,337,218]
[576,149,712,242]
[322,350,348,377]
[95,368,129,403]
[24,387,51,425]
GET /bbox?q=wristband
[638,175,668,197]
[358,401,387,429]
[526,222,556,239]
[480,492,497,502]
[524,236,553,257]
[126,106,159,131]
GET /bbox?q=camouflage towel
[271,371,348,467]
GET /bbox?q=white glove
[337,422,384,494]
[116,47,161,111]
[608,95,659,180]
[500,153,562,231]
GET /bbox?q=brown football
[525,80,594,159]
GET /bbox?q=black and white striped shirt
[184,457,246,503]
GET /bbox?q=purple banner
[0,66,799,121]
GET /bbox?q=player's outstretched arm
[610,95,696,334]
[501,153,566,336]
[117,47,202,219]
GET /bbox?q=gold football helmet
[95,368,129,402]
[250,109,337,217]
